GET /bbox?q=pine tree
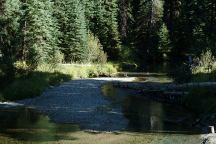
[20,0,60,68]
[91,0,121,61]
[54,0,88,62]
[158,23,171,59]
[133,0,164,65]
[0,0,21,79]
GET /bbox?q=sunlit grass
[1,63,117,101]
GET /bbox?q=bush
[48,50,64,68]
[96,64,117,77]
[3,72,71,100]
[87,33,107,64]
[192,49,215,74]
[1,63,117,100]
[97,51,107,64]
[87,66,99,78]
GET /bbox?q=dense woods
[1,0,216,79]
[1,1,216,142]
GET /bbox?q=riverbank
[0,77,203,144]
[1,71,215,143]
[0,64,117,101]
[16,77,136,131]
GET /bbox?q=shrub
[97,64,117,77]
[87,33,107,64]
[97,51,107,64]
[192,49,215,74]
[87,66,99,78]
[1,63,117,100]
[3,72,71,100]
[48,50,64,68]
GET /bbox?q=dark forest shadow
[1,71,71,101]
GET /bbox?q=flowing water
[0,76,203,143]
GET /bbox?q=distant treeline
[119,0,216,66]
[1,0,216,78]
[0,0,120,79]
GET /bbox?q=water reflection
[102,84,200,133]
[0,107,79,142]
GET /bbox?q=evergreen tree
[20,0,60,68]
[0,0,21,79]
[132,0,164,65]
[91,0,121,61]
[54,0,88,62]
[158,23,171,59]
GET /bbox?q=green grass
[54,63,117,78]
[1,63,117,101]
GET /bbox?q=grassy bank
[0,131,201,144]
[0,63,117,101]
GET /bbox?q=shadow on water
[0,107,79,142]
[0,75,203,143]
[101,83,201,135]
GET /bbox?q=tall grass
[54,63,117,78]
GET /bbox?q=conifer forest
[1,0,216,144]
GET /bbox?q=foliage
[1,63,117,100]
[54,0,88,63]
[132,0,164,65]
[192,50,215,74]
[56,64,117,78]
[0,0,21,80]
[3,71,71,100]
[86,33,107,64]
[158,23,171,59]
[90,0,121,61]
[20,0,60,69]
